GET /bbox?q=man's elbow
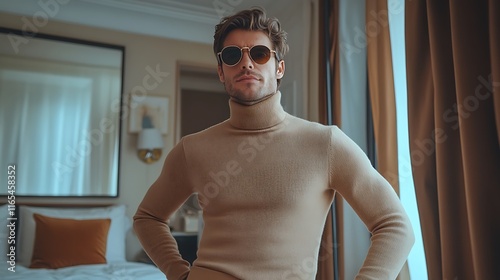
[400,214,416,254]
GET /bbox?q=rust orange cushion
[29,214,111,269]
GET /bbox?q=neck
[229,93,275,106]
[228,91,286,130]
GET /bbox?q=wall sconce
[137,128,164,164]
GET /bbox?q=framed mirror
[0,27,124,197]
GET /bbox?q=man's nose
[239,49,254,69]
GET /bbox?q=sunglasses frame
[217,45,280,66]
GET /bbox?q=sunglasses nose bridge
[239,47,254,66]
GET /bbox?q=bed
[0,204,166,279]
[0,261,166,280]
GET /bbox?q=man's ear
[217,65,225,83]
[276,60,285,79]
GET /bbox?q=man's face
[217,29,285,105]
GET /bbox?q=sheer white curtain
[0,69,91,195]
[87,67,121,195]
[337,0,372,278]
[0,56,120,196]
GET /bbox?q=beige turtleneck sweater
[133,92,414,280]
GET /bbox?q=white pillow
[17,204,129,266]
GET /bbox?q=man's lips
[236,75,260,82]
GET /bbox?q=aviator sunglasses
[217,45,280,66]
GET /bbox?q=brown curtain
[317,0,342,279]
[365,0,399,193]
[406,1,500,279]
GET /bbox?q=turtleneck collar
[228,91,287,130]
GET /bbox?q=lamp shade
[137,128,164,149]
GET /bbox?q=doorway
[177,63,229,140]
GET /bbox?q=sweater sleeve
[328,127,415,280]
[133,140,194,280]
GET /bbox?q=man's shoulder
[181,120,229,142]
[285,114,337,133]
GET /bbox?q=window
[388,0,428,278]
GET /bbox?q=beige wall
[0,11,217,258]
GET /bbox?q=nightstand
[136,231,198,266]
[172,231,198,265]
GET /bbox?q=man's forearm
[134,210,191,280]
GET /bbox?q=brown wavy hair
[213,7,289,84]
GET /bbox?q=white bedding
[0,261,166,280]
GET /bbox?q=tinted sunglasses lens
[250,46,271,64]
[221,47,242,66]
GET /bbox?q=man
[133,7,414,280]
